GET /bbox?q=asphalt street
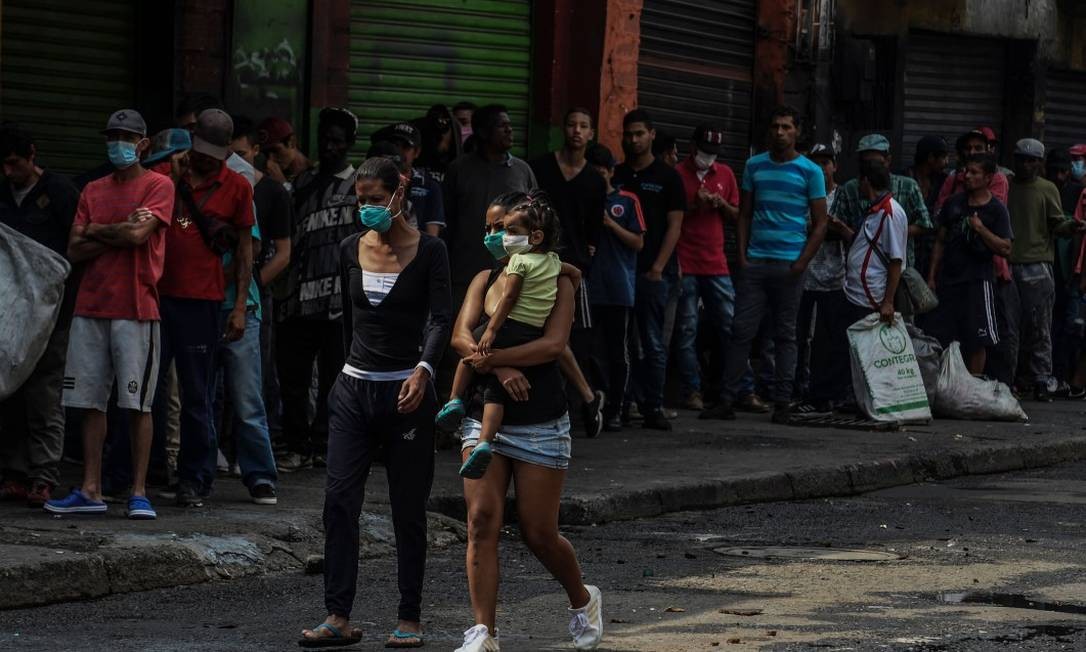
[3,461,1086,651]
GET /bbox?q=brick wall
[176,0,230,102]
[597,0,642,155]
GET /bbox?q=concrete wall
[596,0,642,155]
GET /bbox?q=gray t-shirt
[805,186,845,291]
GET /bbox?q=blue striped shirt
[741,152,826,261]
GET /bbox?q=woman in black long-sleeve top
[300,157,451,649]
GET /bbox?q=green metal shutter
[1,0,136,175]
[349,0,531,154]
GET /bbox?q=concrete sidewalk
[2,401,1084,609]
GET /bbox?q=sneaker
[176,484,204,508]
[698,402,736,420]
[569,585,603,650]
[26,481,52,508]
[603,415,622,432]
[681,392,704,411]
[736,393,770,413]
[312,454,327,469]
[44,489,107,514]
[126,495,157,520]
[770,402,794,424]
[641,411,673,431]
[156,483,179,500]
[1034,382,1055,403]
[0,479,28,502]
[276,452,311,473]
[790,400,833,418]
[250,483,278,505]
[229,463,241,478]
[1069,386,1086,400]
[581,390,605,439]
[455,624,500,652]
[663,408,679,420]
[216,450,230,475]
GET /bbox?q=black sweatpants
[276,318,343,457]
[323,373,436,621]
[591,304,631,419]
[807,290,855,403]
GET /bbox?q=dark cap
[586,143,616,169]
[102,109,147,137]
[915,135,949,161]
[692,124,725,155]
[318,107,359,139]
[808,143,835,161]
[371,122,420,149]
[257,117,294,145]
[143,128,192,167]
[956,129,989,151]
[191,109,233,161]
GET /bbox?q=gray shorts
[62,316,161,413]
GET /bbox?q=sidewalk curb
[428,436,1086,526]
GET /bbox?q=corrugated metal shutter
[902,34,1006,164]
[1,0,136,175]
[1044,70,1086,151]
[637,0,755,169]
[349,0,531,153]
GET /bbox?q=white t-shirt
[844,194,908,309]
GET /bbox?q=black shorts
[930,280,999,350]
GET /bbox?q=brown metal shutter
[637,0,756,169]
[1044,70,1086,151]
[1,0,136,175]
[902,34,1006,164]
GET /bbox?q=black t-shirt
[613,158,687,273]
[253,175,292,267]
[936,193,1013,285]
[0,170,79,257]
[529,153,606,271]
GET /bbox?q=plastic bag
[934,342,1027,421]
[907,324,943,409]
[0,222,70,399]
[847,313,932,423]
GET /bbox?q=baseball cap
[586,143,616,169]
[1070,144,1086,157]
[914,135,948,160]
[856,134,891,153]
[692,124,725,155]
[956,129,989,150]
[808,143,835,160]
[191,109,233,160]
[1014,138,1045,159]
[978,126,998,143]
[318,107,359,140]
[102,109,147,137]
[257,117,294,145]
[371,122,421,149]
[143,128,192,167]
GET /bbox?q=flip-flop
[434,398,465,433]
[298,622,364,648]
[459,441,493,479]
[385,628,425,648]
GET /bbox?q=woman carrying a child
[448,191,603,652]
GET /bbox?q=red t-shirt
[158,164,255,301]
[675,157,739,276]
[73,170,175,321]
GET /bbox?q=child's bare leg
[448,359,476,402]
[460,401,502,479]
[478,401,504,445]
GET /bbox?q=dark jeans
[591,304,631,418]
[634,271,679,414]
[260,290,282,437]
[153,297,220,491]
[276,318,343,457]
[804,290,854,403]
[324,374,436,621]
[722,260,805,404]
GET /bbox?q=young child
[436,196,576,478]
[585,144,645,431]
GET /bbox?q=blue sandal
[298,622,363,648]
[434,398,466,433]
[385,628,425,648]
[459,441,493,479]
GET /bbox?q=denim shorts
[460,414,572,470]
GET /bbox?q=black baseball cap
[371,122,421,149]
[692,124,725,155]
[808,143,835,161]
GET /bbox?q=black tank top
[466,267,567,425]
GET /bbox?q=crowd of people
[3,91,1086,649]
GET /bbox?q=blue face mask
[483,230,507,260]
[1073,160,1086,181]
[357,187,402,233]
[107,140,140,169]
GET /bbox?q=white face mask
[694,151,717,170]
[502,233,533,256]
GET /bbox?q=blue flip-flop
[298,622,363,648]
[459,441,493,479]
[385,628,424,648]
[434,398,466,433]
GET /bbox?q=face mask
[502,233,533,256]
[483,231,507,260]
[107,140,140,169]
[357,187,402,233]
[460,126,473,142]
[694,151,717,170]
[1073,160,1086,181]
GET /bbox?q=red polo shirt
[675,157,739,276]
[158,163,254,301]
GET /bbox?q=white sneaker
[568,585,603,650]
[454,624,500,652]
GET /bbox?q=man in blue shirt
[703,106,829,422]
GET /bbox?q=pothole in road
[712,545,904,561]
[939,591,1086,615]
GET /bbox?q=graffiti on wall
[226,0,307,128]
